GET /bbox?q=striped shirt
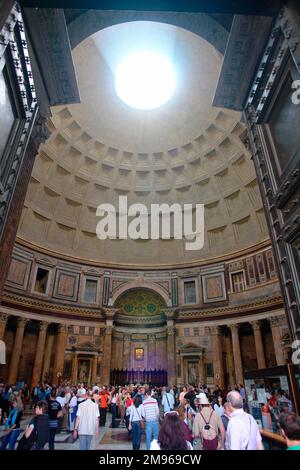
[141,396,159,422]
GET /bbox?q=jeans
[111,403,118,428]
[100,408,107,426]
[145,421,159,450]
[79,434,93,450]
[49,427,57,450]
[132,421,141,450]
[0,429,21,450]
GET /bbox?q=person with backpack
[192,394,224,450]
[18,400,50,450]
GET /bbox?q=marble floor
[0,410,146,450]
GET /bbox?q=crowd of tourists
[0,381,299,451]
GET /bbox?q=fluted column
[31,321,49,389]
[52,324,67,385]
[42,333,54,382]
[229,324,243,385]
[91,355,98,384]
[198,349,206,385]
[148,334,156,370]
[123,334,131,369]
[0,313,9,340]
[7,317,27,384]
[269,317,285,366]
[102,308,117,385]
[210,326,224,389]
[250,320,266,369]
[164,308,176,386]
[180,355,185,383]
[71,350,78,384]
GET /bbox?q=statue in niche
[188,363,198,385]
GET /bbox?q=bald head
[227,391,243,409]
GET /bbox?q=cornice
[177,295,283,321]
[15,237,272,271]
[1,291,105,320]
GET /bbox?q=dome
[17,21,269,268]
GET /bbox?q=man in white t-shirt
[225,391,264,450]
[73,390,100,450]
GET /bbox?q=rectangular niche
[34,267,50,295]
[84,278,98,304]
[183,280,197,304]
[54,270,79,301]
[201,271,226,303]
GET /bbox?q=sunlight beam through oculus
[115,52,176,110]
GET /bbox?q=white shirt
[76,398,100,435]
[56,396,66,407]
[213,403,224,417]
[162,393,175,413]
[69,396,77,408]
[150,439,193,450]
[225,408,262,450]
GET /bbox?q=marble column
[0,313,9,340]
[31,321,49,389]
[198,349,206,385]
[91,355,98,384]
[167,325,176,385]
[225,335,235,389]
[250,320,266,369]
[42,333,54,382]
[123,334,131,370]
[229,324,244,386]
[102,324,113,385]
[269,317,285,366]
[180,355,185,383]
[7,317,27,384]
[52,324,67,385]
[148,334,156,370]
[71,350,78,384]
[210,326,224,389]
[102,308,117,385]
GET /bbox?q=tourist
[73,390,100,450]
[68,388,78,432]
[150,412,192,450]
[221,401,231,432]
[179,386,187,405]
[18,400,49,450]
[99,387,110,427]
[110,388,119,428]
[118,388,126,426]
[0,396,23,450]
[125,391,134,438]
[192,393,224,450]
[48,388,63,450]
[129,395,144,450]
[225,390,264,450]
[184,386,197,411]
[279,412,300,450]
[162,386,175,414]
[177,405,193,443]
[213,395,225,417]
[141,387,160,450]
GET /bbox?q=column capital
[38,321,49,332]
[57,323,67,334]
[0,313,9,323]
[209,325,222,335]
[103,307,118,320]
[123,334,131,342]
[269,316,280,327]
[250,320,262,331]
[229,323,240,333]
[163,308,177,320]
[167,326,175,336]
[148,334,156,342]
[16,317,27,328]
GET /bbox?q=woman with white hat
[192,394,225,450]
